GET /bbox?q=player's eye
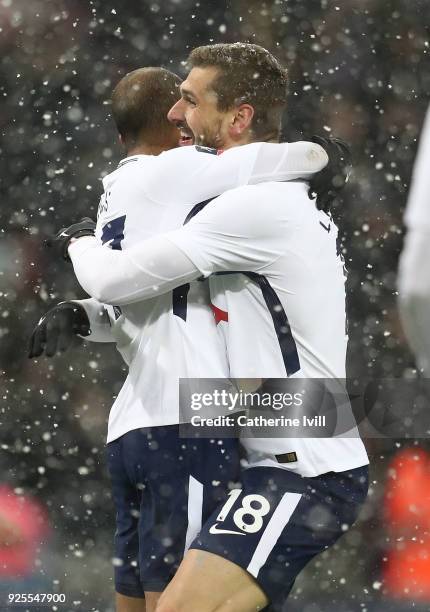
[184,96,197,107]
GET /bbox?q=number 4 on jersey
[101,215,126,250]
[101,216,126,320]
[101,215,189,321]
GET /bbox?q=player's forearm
[249,141,328,183]
[398,229,430,375]
[71,297,114,342]
[219,141,328,187]
[68,236,201,305]
[150,141,327,204]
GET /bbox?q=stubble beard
[194,118,224,149]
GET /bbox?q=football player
[31,53,334,612]
[45,44,369,612]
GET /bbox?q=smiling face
[167,66,251,149]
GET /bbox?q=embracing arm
[71,297,115,342]
[146,141,328,204]
[246,141,328,182]
[68,236,202,306]
[68,185,281,305]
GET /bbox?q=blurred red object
[0,485,49,578]
[384,447,430,600]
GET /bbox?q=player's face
[167,67,233,149]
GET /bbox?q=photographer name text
[190,414,326,428]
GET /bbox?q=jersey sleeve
[144,142,327,205]
[164,185,288,276]
[68,185,295,305]
[68,235,201,305]
[404,106,430,230]
[71,297,115,343]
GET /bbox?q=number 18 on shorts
[191,464,369,611]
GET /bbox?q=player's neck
[125,143,171,157]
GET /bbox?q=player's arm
[63,188,277,305]
[398,107,430,375]
[145,141,328,205]
[67,235,201,305]
[72,297,114,342]
[28,297,114,359]
[43,217,196,306]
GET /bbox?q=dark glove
[45,217,96,261]
[308,135,352,212]
[28,302,91,358]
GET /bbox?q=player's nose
[167,98,185,124]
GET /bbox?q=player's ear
[230,104,254,137]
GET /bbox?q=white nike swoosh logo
[209,524,245,536]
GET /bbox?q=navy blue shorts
[106,426,240,597]
[192,463,369,611]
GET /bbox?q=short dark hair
[111,67,181,145]
[187,43,288,140]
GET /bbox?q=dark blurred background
[1,1,429,610]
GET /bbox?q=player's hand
[28,302,91,358]
[308,135,352,212]
[45,217,96,261]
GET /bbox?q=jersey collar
[117,154,148,169]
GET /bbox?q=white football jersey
[91,143,327,442]
[404,106,430,230]
[167,182,369,477]
[398,104,430,374]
